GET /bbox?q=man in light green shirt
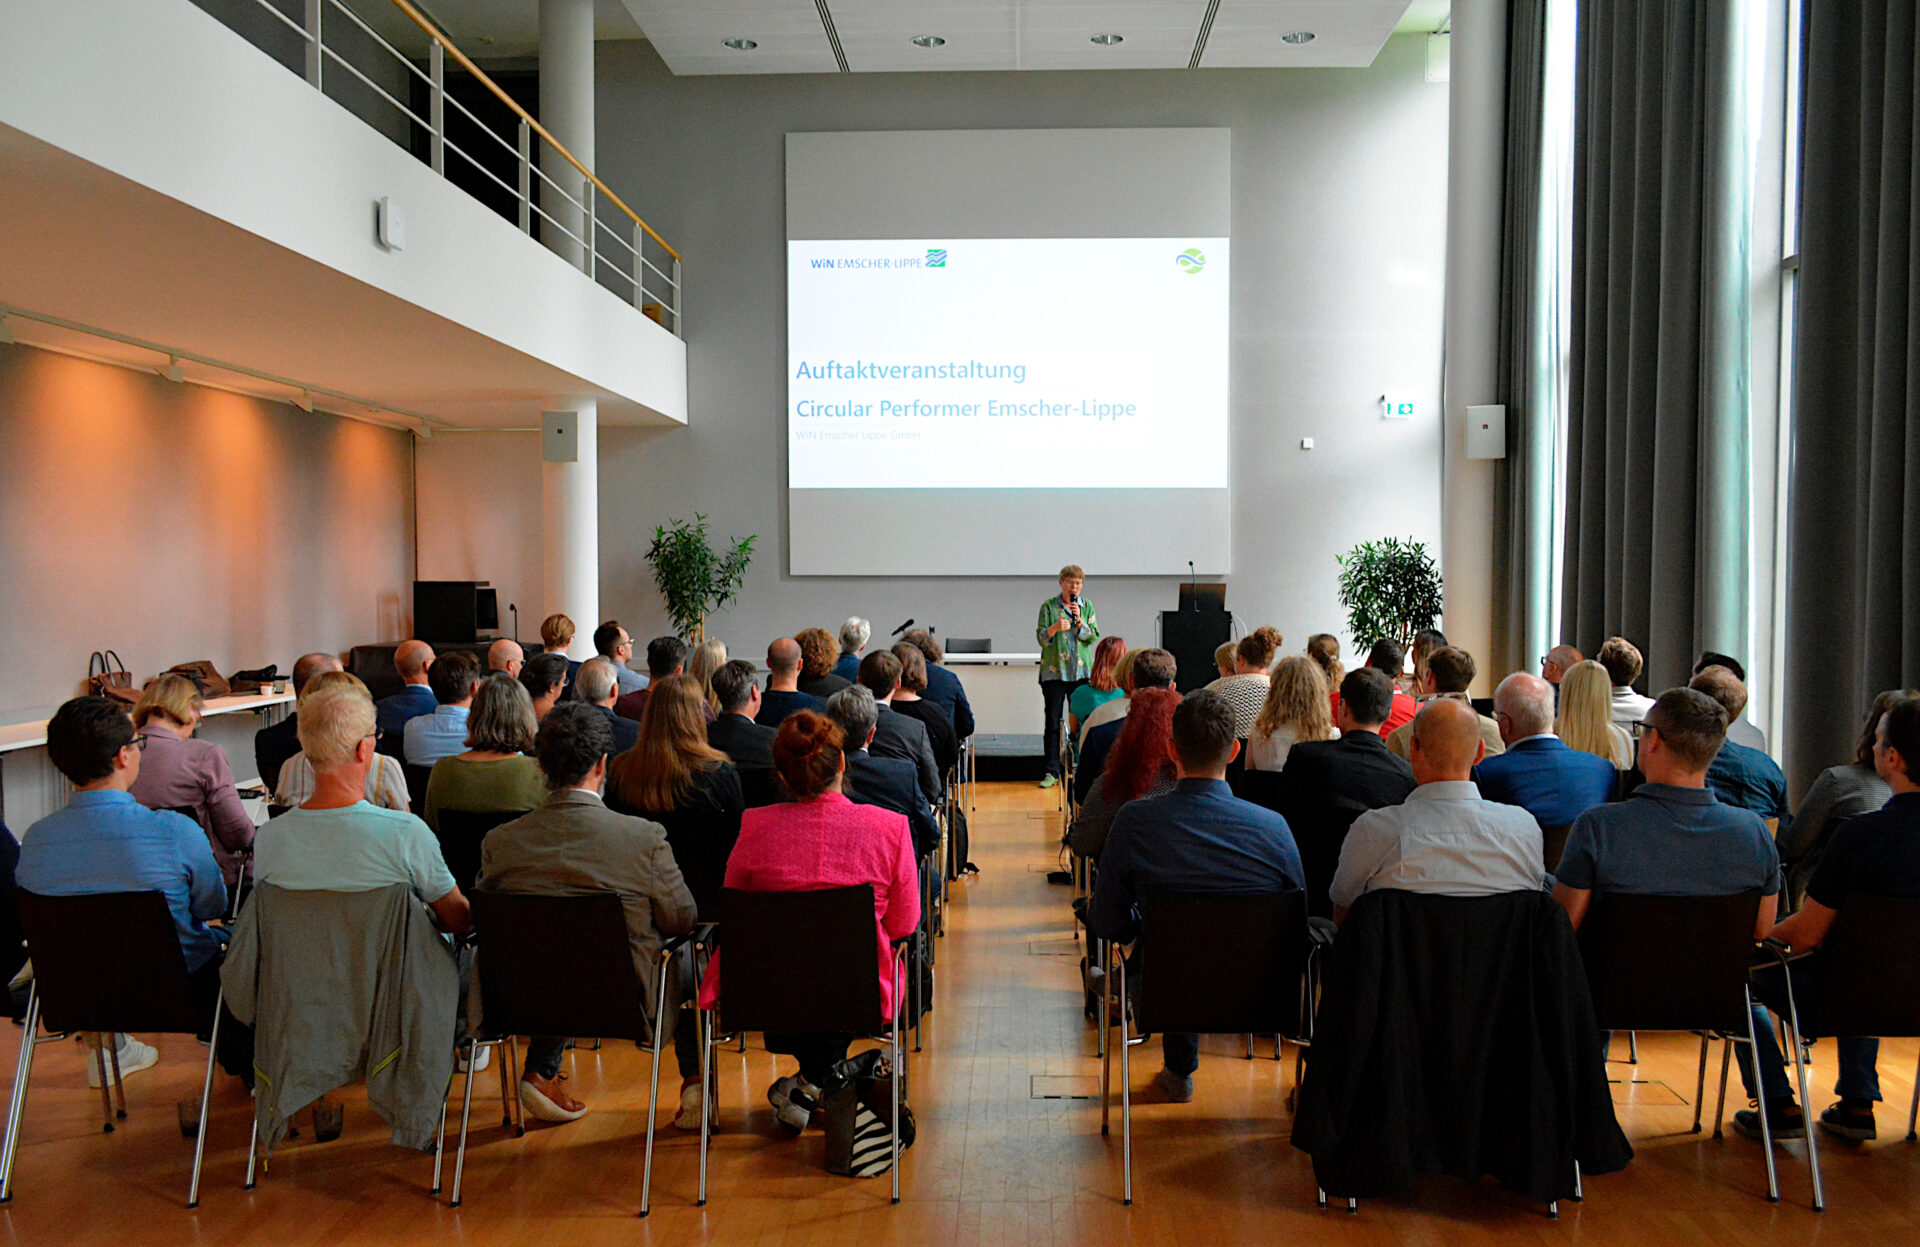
[1036,563,1099,787]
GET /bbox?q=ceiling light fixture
[910,35,946,48]
[723,37,757,50]
[1280,30,1316,44]
[161,355,185,383]
[1090,33,1123,46]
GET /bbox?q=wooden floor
[4,782,1920,1245]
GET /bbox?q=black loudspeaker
[1162,610,1233,695]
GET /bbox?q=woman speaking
[1035,563,1099,788]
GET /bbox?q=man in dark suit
[707,659,779,807]
[1273,667,1416,917]
[757,637,827,728]
[254,652,339,793]
[1473,672,1616,830]
[1074,649,1178,804]
[859,651,942,805]
[577,658,640,754]
[827,686,940,858]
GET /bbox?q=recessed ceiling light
[910,35,947,48]
[723,37,757,50]
[1090,33,1123,46]
[1280,31,1316,44]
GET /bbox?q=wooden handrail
[386,0,680,262]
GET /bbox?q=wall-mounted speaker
[542,410,578,463]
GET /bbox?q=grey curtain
[1561,0,1753,694]
[1784,0,1920,795]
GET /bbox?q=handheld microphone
[891,617,915,637]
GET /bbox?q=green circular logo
[1176,248,1207,274]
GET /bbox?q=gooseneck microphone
[509,603,519,642]
[891,617,915,637]
[1188,561,1198,610]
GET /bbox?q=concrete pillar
[538,0,594,270]
[542,401,598,657]
[1439,0,1504,692]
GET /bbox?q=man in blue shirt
[1474,672,1616,829]
[1690,666,1789,822]
[1088,689,1304,1102]
[374,639,438,737]
[403,650,478,766]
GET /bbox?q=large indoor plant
[1335,537,1445,654]
[645,515,757,643]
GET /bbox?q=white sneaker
[672,1079,708,1130]
[455,1045,492,1074]
[87,1036,159,1088]
[767,1075,818,1131]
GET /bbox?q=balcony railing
[224,0,681,335]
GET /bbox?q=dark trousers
[524,946,701,1082]
[188,957,254,1086]
[764,1033,854,1087]
[1041,678,1086,778]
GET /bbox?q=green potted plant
[1335,536,1445,655]
[645,515,757,643]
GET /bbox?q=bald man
[1541,645,1582,686]
[374,639,437,736]
[1473,672,1617,830]
[755,637,827,728]
[488,639,525,679]
[254,651,342,795]
[1329,698,1547,924]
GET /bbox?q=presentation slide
[788,237,1229,490]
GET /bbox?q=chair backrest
[736,767,784,810]
[1540,824,1572,872]
[434,807,524,894]
[15,890,202,1034]
[1809,893,1920,1038]
[403,764,433,815]
[469,890,653,1040]
[1235,768,1286,813]
[717,885,884,1034]
[946,638,991,653]
[1135,890,1311,1036]
[1578,889,1762,1033]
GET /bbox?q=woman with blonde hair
[273,670,411,812]
[128,673,256,884]
[608,673,743,912]
[1247,657,1335,772]
[687,638,728,719]
[1558,659,1634,768]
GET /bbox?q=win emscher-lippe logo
[926,248,948,267]
[1176,247,1207,274]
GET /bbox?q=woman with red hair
[1068,636,1128,737]
[1066,687,1181,861]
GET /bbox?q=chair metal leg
[1100,941,1114,1137]
[450,1039,480,1208]
[1244,1034,1253,1060]
[187,1000,224,1208]
[1118,949,1131,1207]
[639,959,669,1217]
[1714,1034,1733,1138]
[1628,1031,1639,1064]
[1692,1032,1711,1133]
[244,1094,259,1190]
[1317,1187,1326,1208]
[892,954,904,1206]
[107,1036,127,1120]
[1548,1201,1559,1218]
[497,1033,513,1129]
[507,1038,525,1137]
[1744,988,1780,1202]
[1347,1198,1358,1214]
[431,1093,446,1196]
[697,1006,711,1207]
[0,987,41,1202]
[94,1041,116,1133]
[1908,1049,1920,1143]
[1775,969,1824,1211]
[1573,1159,1583,1201]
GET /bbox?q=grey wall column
[538,0,594,270]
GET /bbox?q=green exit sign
[1380,391,1418,419]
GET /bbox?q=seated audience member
[1087,690,1304,1102]
[593,621,646,696]
[1307,634,1345,705]
[699,712,919,1126]
[1079,649,1139,748]
[128,674,255,887]
[758,637,827,727]
[888,643,959,777]
[1780,690,1915,907]
[1558,659,1634,769]
[478,703,700,1126]
[687,640,727,719]
[1331,699,1544,923]
[1473,672,1616,828]
[859,651,942,804]
[374,640,437,737]
[519,652,571,722]
[616,636,687,723]
[1247,657,1335,772]
[1212,641,1238,682]
[1067,687,1181,861]
[1076,649,1177,803]
[1069,636,1128,737]
[1696,651,1767,752]
[577,657,642,754]
[487,639,524,679]
[1689,666,1788,822]
[276,672,411,811]
[1737,698,1920,1143]
[20,697,235,1085]
[1598,636,1656,727]
[404,651,481,767]
[827,686,940,858]
[1273,668,1418,917]
[1385,646,1505,762]
[255,652,340,799]
[707,659,777,772]
[1541,644,1583,688]
[1365,639,1420,733]
[904,630,975,741]
[1407,627,1448,694]
[541,614,581,689]
[795,627,853,700]
[834,617,871,684]
[608,673,744,909]
[1208,626,1283,739]
[422,675,547,833]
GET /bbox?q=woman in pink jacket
[700,711,919,1129]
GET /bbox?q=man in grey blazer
[477,704,700,1128]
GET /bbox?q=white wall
[414,430,546,644]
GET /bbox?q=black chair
[459,891,690,1214]
[1102,890,1316,1205]
[736,767,784,810]
[1540,824,1573,873]
[1578,891,1781,1198]
[706,885,909,1205]
[433,808,523,894]
[0,891,227,1208]
[403,764,433,816]
[1234,768,1286,813]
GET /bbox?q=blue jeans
[1738,958,1882,1104]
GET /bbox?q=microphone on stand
[1188,561,1198,610]
[891,617,915,637]
[509,603,519,643]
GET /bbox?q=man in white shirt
[1329,699,1546,925]
[1598,636,1656,727]
[593,621,647,696]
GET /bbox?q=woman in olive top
[1036,563,1099,787]
[422,675,548,831]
